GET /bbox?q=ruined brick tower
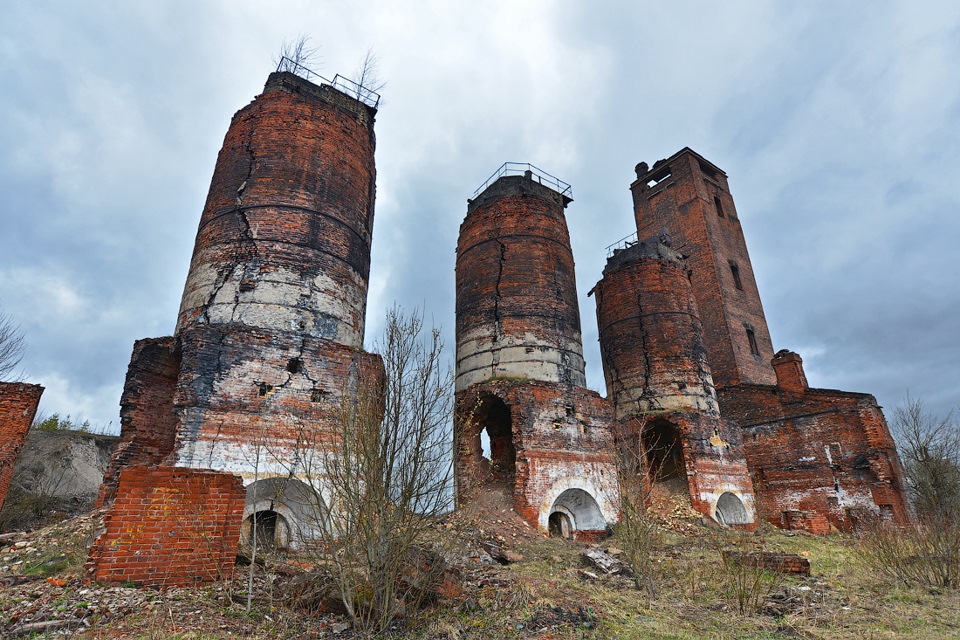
[628,148,911,532]
[631,149,776,389]
[454,165,618,539]
[592,236,756,526]
[97,70,383,553]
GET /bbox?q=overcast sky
[1,1,958,432]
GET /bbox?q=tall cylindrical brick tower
[177,71,377,348]
[456,169,586,390]
[593,237,719,419]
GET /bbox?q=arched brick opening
[471,394,516,484]
[715,491,749,525]
[242,477,326,550]
[549,488,606,538]
[643,419,690,496]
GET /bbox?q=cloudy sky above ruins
[1,1,958,430]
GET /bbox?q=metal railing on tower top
[275,57,381,109]
[605,232,638,258]
[472,162,573,199]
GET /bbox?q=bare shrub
[277,307,454,634]
[858,396,960,589]
[611,418,659,595]
[274,34,320,75]
[719,533,786,614]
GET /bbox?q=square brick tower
[631,149,776,389]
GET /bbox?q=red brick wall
[97,338,180,506]
[87,466,244,587]
[721,384,912,532]
[177,71,377,349]
[631,149,776,388]
[0,382,43,510]
[456,175,586,389]
[454,380,619,531]
[593,241,719,418]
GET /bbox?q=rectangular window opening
[714,195,725,218]
[729,262,743,290]
[746,327,760,356]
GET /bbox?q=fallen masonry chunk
[721,550,811,575]
[481,541,523,564]
[582,548,631,575]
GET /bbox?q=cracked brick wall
[456,174,586,390]
[0,382,43,510]
[454,172,618,537]
[98,71,381,551]
[631,149,776,389]
[721,352,912,533]
[87,466,244,587]
[592,239,755,526]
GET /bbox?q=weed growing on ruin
[718,532,786,614]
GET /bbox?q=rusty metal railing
[275,57,381,109]
[472,162,572,199]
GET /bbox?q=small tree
[287,307,453,634]
[893,395,960,523]
[612,418,658,595]
[274,34,320,75]
[859,395,960,588]
[0,308,26,381]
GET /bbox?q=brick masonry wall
[97,337,180,506]
[0,383,43,510]
[177,71,377,349]
[631,149,776,388]
[454,380,619,532]
[456,175,586,390]
[172,324,384,482]
[593,241,719,418]
[721,383,912,532]
[87,465,244,587]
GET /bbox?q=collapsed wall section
[0,382,43,510]
[720,351,912,533]
[97,337,180,506]
[87,466,244,587]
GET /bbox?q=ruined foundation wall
[720,383,912,532]
[631,150,776,388]
[0,382,43,510]
[87,466,244,587]
[170,324,383,482]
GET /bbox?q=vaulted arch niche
[643,419,690,496]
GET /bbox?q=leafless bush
[611,419,659,595]
[275,307,454,634]
[719,533,786,614]
[274,34,320,75]
[856,396,960,588]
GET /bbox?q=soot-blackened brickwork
[98,70,382,555]
[0,383,43,510]
[454,172,618,538]
[592,238,756,527]
[87,466,245,587]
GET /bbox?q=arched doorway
[548,488,606,539]
[472,394,515,483]
[642,419,690,497]
[715,492,749,526]
[242,477,326,551]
